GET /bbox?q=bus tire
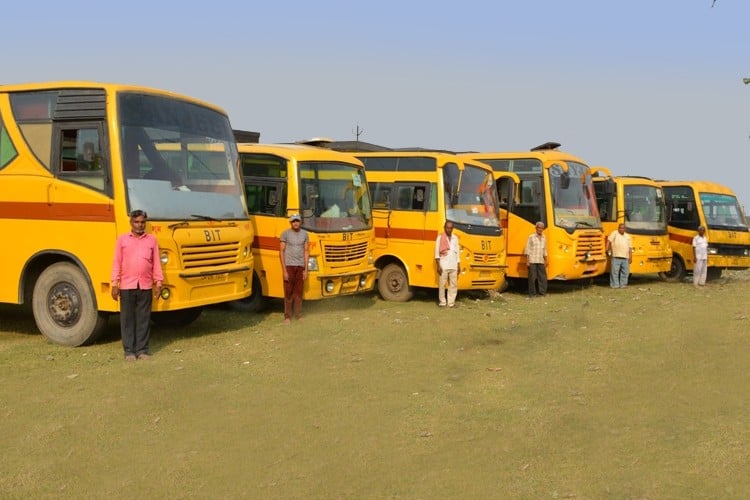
[378,263,413,302]
[32,262,108,347]
[228,273,266,313]
[706,267,723,281]
[151,307,203,327]
[658,256,686,283]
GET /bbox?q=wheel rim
[47,281,81,327]
[386,271,405,293]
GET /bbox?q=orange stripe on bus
[0,201,115,222]
[669,232,693,245]
[375,227,439,241]
[253,235,280,250]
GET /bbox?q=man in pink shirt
[111,210,163,361]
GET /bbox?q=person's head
[698,225,706,235]
[289,213,302,231]
[617,223,626,234]
[83,142,95,162]
[129,209,147,236]
[535,221,545,234]
[444,221,454,235]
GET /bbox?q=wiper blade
[191,214,219,221]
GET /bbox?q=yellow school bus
[233,142,376,311]
[461,143,607,284]
[591,167,672,275]
[352,151,506,301]
[0,81,254,346]
[658,180,750,281]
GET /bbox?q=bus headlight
[708,247,718,255]
[242,245,249,258]
[744,249,750,256]
[160,287,171,300]
[325,280,335,293]
[368,251,374,265]
[160,252,169,265]
[308,257,319,272]
[359,275,367,288]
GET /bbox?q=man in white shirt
[692,225,709,287]
[435,221,460,307]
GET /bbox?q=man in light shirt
[606,223,633,289]
[692,225,709,287]
[524,221,548,297]
[435,221,460,307]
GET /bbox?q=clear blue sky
[4,0,750,205]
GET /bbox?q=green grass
[2,273,750,498]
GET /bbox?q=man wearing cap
[280,213,310,324]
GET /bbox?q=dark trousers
[284,266,305,319]
[528,263,547,296]
[120,288,153,356]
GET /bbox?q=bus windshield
[119,93,247,221]
[700,193,748,230]
[550,161,601,230]
[446,164,500,229]
[299,161,372,232]
[624,184,667,232]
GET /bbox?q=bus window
[58,125,107,192]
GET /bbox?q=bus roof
[0,80,227,115]
[656,180,739,196]
[237,142,365,165]
[459,149,588,164]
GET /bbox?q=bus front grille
[181,241,241,269]
[576,233,605,259]
[324,241,369,263]
[472,252,500,265]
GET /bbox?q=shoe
[295,315,303,321]
[137,353,151,360]
[283,318,291,325]
[438,303,447,307]
[124,354,136,362]
[448,304,455,308]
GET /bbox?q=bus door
[507,176,545,276]
[244,179,287,286]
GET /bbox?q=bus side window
[58,126,106,192]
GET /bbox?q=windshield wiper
[575,221,596,228]
[191,214,219,221]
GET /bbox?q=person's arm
[455,236,461,274]
[280,238,288,281]
[111,237,122,301]
[302,235,310,280]
[435,235,443,274]
[152,237,164,297]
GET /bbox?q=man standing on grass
[111,209,163,361]
[607,223,633,289]
[435,221,460,307]
[524,221,548,297]
[693,225,709,287]
[280,213,309,324]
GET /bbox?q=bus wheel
[378,263,413,302]
[706,267,723,281]
[32,262,108,347]
[228,273,266,313]
[152,307,203,327]
[658,256,686,283]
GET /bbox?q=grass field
[2,272,750,499]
